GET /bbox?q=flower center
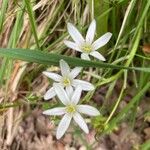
[63,77,71,86]
[81,43,92,53]
[66,105,76,113]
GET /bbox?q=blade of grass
[140,140,150,150]
[0,48,150,72]
[104,83,125,126]
[24,0,40,49]
[114,0,136,49]
[0,0,9,83]
[0,0,9,33]
[133,0,150,38]
[39,0,65,40]
[104,81,150,133]
[130,61,150,128]
[0,3,25,84]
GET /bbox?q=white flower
[64,19,112,61]
[43,59,94,100]
[43,84,100,139]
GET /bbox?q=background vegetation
[0,0,150,149]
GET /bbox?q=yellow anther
[81,44,92,53]
[66,105,76,113]
[63,77,71,86]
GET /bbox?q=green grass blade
[0,0,8,33]
[141,140,150,150]
[24,0,40,49]
[0,4,24,84]
[0,48,150,72]
[114,0,136,48]
[105,81,150,133]
[134,0,150,36]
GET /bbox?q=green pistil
[81,44,92,53]
[66,105,76,113]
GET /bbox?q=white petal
[71,86,82,105]
[60,59,70,76]
[43,71,61,82]
[81,53,90,60]
[64,40,81,52]
[86,19,96,44]
[77,105,100,116]
[70,67,82,79]
[90,51,106,61]
[43,107,66,116]
[56,114,72,139]
[66,86,73,98]
[53,83,70,105]
[92,32,112,50]
[73,112,89,134]
[67,23,84,44]
[72,79,94,91]
[44,87,56,100]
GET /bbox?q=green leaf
[141,140,150,150]
[0,48,150,72]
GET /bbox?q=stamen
[66,105,76,113]
[81,43,92,53]
[63,77,71,86]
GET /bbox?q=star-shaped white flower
[43,59,94,100]
[64,19,112,61]
[43,84,100,139]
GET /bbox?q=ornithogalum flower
[43,84,100,139]
[43,59,94,100]
[64,19,112,61]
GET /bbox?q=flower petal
[72,79,94,91]
[86,19,96,44]
[64,40,81,52]
[60,59,70,76]
[92,32,112,50]
[43,107,66,116]
[66,86,73,98]
[53,83,70,105]
[70,67,82,79]
[90,51,106,61]
[77,105,100,116]
[73,112,89,134]
[67,23,84,44]
[71,86,82,105]
[56,114,72,139]
[43,71,61,82]
[44,87,56,100]
[81,53,90,60]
